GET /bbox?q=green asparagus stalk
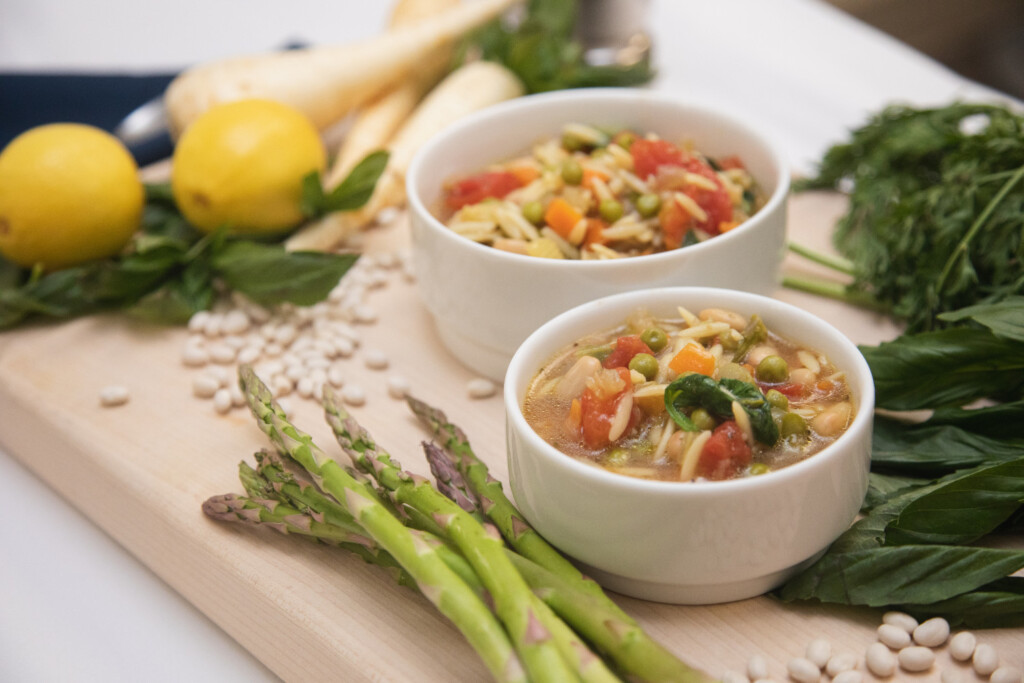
[324,387,616,683]
[408,396,715,683]
[238,366,525,683]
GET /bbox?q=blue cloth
[0,72,176,165]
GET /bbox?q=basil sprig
[664,374,779,445]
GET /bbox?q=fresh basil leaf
[938,296,1024,342]
[211,241,358,306]
[900,577,1024,629]
[302,150,389,218]
[871,414,1024,475]
[663,374,778,444]
[928,401,1024,440]
[884,457,1024,546]
[859,327,1024,410]
[863,471,931,512]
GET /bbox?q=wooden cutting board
[1,192,1019,682]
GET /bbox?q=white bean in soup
[435,123,766,260]
[522,305,855,482]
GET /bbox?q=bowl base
[577,551,825,605]
[435,320,510,382]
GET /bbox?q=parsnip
[164,0,518,137]
[286,61,525,252]
[323,0,460,190]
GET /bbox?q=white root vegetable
[286,60,525,251]
[323,0,460,190]
[163,0,518,136]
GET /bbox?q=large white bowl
[407,89,789,381]
[504,287,873,604]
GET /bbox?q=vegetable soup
[522,305,855,482]
[437,123,765,260]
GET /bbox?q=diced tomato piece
[658,199,691,250]
[768,382,808,400]
[717,155,746,171]
[583,217,609,247]
[444,171,522,210]
[697,421,752,480]
[602,335,653,369]
[579,367,632,449]
[631,139,686,179]
[680,159,733,235]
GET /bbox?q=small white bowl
[407,89,789,381]
[504,287,873,604]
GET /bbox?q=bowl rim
[504,286,875,498]
[406,88,791,271]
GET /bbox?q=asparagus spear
[324,387,616,683]
[238,366,525,683]
[409,396,714,683]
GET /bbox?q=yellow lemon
[0,123,144,270]
[171,99,326,234]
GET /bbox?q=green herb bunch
[792,103,1024,332]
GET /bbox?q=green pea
[562,132,586,152]
[780,412,808,438]
[604,448,630,467]
[628,353,659,380]
[522,200,544,225]
[636,193,661,218]
[599,198,624,223]
[690,408,716,432]
[748,462,772,476]
[639,327,667,352]
[614,131,637,149]
[561,158,583,185]
[765,389,789,410]
[756,355,789,383]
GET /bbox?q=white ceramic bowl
[504,287,873,604]
[407,89,789,381]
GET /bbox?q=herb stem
[935,162,1024,296]
[782,275,890,312]
[787,242,856,276]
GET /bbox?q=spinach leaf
[301,150,389,218]
[859,327,1024,410]
[663,374,778,445]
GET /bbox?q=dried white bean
[333,337,356,357]
[276,397,293,416]
[305,357,331,370]
[271,375,293,397]
[992,666,1024,683]
[99,385,130,407]
[188,310,211,333]
[222,334,247,350]
[825,653,857,677]
[747,655,769,681]
[831,672,862,683]
[192,375,220,399]
[363,349,389,370]
[353,304,378,324]
[341,383,366,406]
[285,364,306,382]
[786,657,819,683]
[237,346,261,365]
[865,642,896,678]
[260,360,285,377]
[897,646,934,673]
[203,313,223,337]
[721,671,748,683]
[805,639,830,669]
[973,643,999,676]
[274,323,298,346]
[222,310,251,335]
[912,617,949,647]
[246,303,270,324]
[264,342,284,357]
[882,611,918,633]
[206,366,231,387]
[181,346,209,367]
[877,623,911,649]
[467,377,497,399]
[208,343,237,364]
[940,668,963,683]
[309,368,327,386]
[296,377,315,399]
[327,365,345,388]
[212,388,233,414]
[259,323,278,340]
[229,383,246,408]
[949,631,976,661]
[386,375,410,400]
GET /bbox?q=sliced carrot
[544,197,583,240]
[817,379,834,392]
[567,397,583,431]
[718,220,741,233]
[583,217,608,247]
[509,164,540,186]
[581,167,610,192]
[669,344,716,376]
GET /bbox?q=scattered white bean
[208,343,237,364]
[949,631,976,661]
[825,653,857,677]
[831,672,862,683]
[264,342,284,357]
[221,334,247,350]
[353,304,378,324]
[882,611,918,633]
[912,617,949,648]
[786,657,819,683]
[260,323,278,340]
[341,383,366,406]
[276,397,293,416]
[237,346,261,365]
[877,623,911,650]
[99,385,130,407]
[387,375,410,400]
[363,349,389,370]
[192,375,220,399]
[467,377,497,399]
[805,639,830,669]
[296,377,315,399]
[721,671,748,683]
[992,666,1024,683]
[203,313,223,337]
[181,345,209,367]
[747,655,769,681]
[973,643,1000,676]
[333,337,356,357]
[327,365,345,388]
[941,668,963,683]
[206,366,231,387]
[213,388,232,414]
[865,642,896,678]
[897,646,934,673]
[285,364,306,382]
[246,303,270,324]
[221,309,250,335]
[273,323,298,347]
[229,383,246,408]
[188,310,211,333]
[309,368,328,386]
[271,375,293,398]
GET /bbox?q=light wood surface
[0,192,1020,681]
